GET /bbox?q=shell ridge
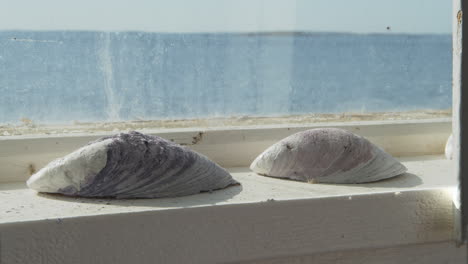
[318,146,407,183]
[111,139,183,196]
[125,149,199,197]
[129,154,235,197]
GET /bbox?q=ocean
[0,31,452,124]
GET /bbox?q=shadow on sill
[248,170,423,189]
[36,184,243,208]
[340,173,423,189]
[31,172,423,208]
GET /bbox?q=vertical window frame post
[454,0,468,244]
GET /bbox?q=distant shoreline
[0,30,452,37]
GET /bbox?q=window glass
[0,0,452,133]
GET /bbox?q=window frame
[0,0,462,259]
[454,0,468,244]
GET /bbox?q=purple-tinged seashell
[27,131,238,198]
[250,128,407,184]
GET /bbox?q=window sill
[0,118,452,183]
[0,155,459,263]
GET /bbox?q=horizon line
[0,29,452,36]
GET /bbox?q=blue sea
[0,31,452,124]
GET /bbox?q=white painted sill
[0,119,459,263]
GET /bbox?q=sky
[0,0,452,33]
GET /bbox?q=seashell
[27,131,238,198]
[250,128,407,184]
[445,134,453,160]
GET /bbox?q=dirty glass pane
[0,0,452,133]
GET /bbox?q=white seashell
[445,134,453,160]
[250,128,407,184]
[27,131,238,198]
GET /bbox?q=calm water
[0,31,452,124]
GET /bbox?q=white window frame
[0,1,465,262]
[454,0,468,244]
